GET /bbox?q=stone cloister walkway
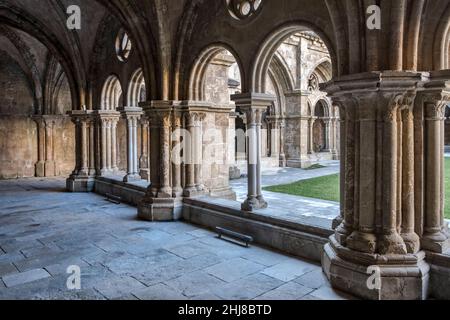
[230,160,340,228]
[0,178,353,300]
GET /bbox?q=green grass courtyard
[264,159,450,219]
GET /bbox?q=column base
[44,161,56,177]
[209,186,237,201]
[346,231,377,254]
[242,196,268,212]
[66,175,95,192]
[322,236,430,300]
[123,174,142,183]
[138,197,183,221]
[35,161,45,177]
[139,169,150,181]
[229,166,241,180]
[183,187,202,198]
[427,250,450,299]
[422,232,450,253]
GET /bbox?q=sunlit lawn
[264,159,450,220]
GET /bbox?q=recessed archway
[101,75,123,110]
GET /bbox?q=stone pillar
[401,108,420,253]
[88,119,96,176]
[33,117,46,177]
[67,110,95,192]
[232,93,275,212]
[322,72,431,300]
[106,120,112,171]
[308,118,315,154]
[421,92,450,253]
[194,113,206,192]
[100,118,108,175]
[121,107,143,182]
[228,111,241,179]
[111,118,119,172]
[172,112,183,197]
[158,111,172,198]
[139,118,150,181]
[279,119,287,167]
[97,111,120,175]
[138,101,182,222]
[183,112,199,197]
[44,118,56,176]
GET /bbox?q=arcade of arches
[0,0,450,300]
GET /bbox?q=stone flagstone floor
[0,178,354,300]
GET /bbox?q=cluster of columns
[34,115,59,177]
[97,111,120,175]
[266,117,287,167]
[138,101,208,221]
[67,110,96,191]
[307,115,338,154]
[322,71,450,300]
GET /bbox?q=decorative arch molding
[308,57,333,84]
[434,5,450,70]
[251,22,338,93]
[267,68,285,118]
[0,24,43,114]
[127,68,146,107]
[313,98,331,118]
[187,43,244,101]
[101,75,123,111]
[44,54,70,115]
[270,53,295,93]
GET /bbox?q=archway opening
[0,24,75,179]
[248,27,340,224]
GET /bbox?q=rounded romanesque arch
[127,68,146,107]
[251,23,338,93]
[101,75,123,111]
[187,44,245,101]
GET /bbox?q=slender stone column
[139,118,150,180]
[44,118,56,176]
[33,117,46,177]
[133,118,139,175]
[148,113,160,196]
[158,111,172,198]
[194,113,206,192]
[279,119,286,167]
[88,119,96,176]
[422,92,450,253]
[172,112,183,196]
[183,112,198,197]
[111,118,119,172]
[401,108,420,253]
[100,118,108,174]
[106,120,112,171]
[346,95,377,254]
[121,107,143,182]
[80,118,89,175]
[231,93,275,212]
[308,118,314,154]
[378,98,408,255]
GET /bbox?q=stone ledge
[183,196,333,262]
[426,250,450,300]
